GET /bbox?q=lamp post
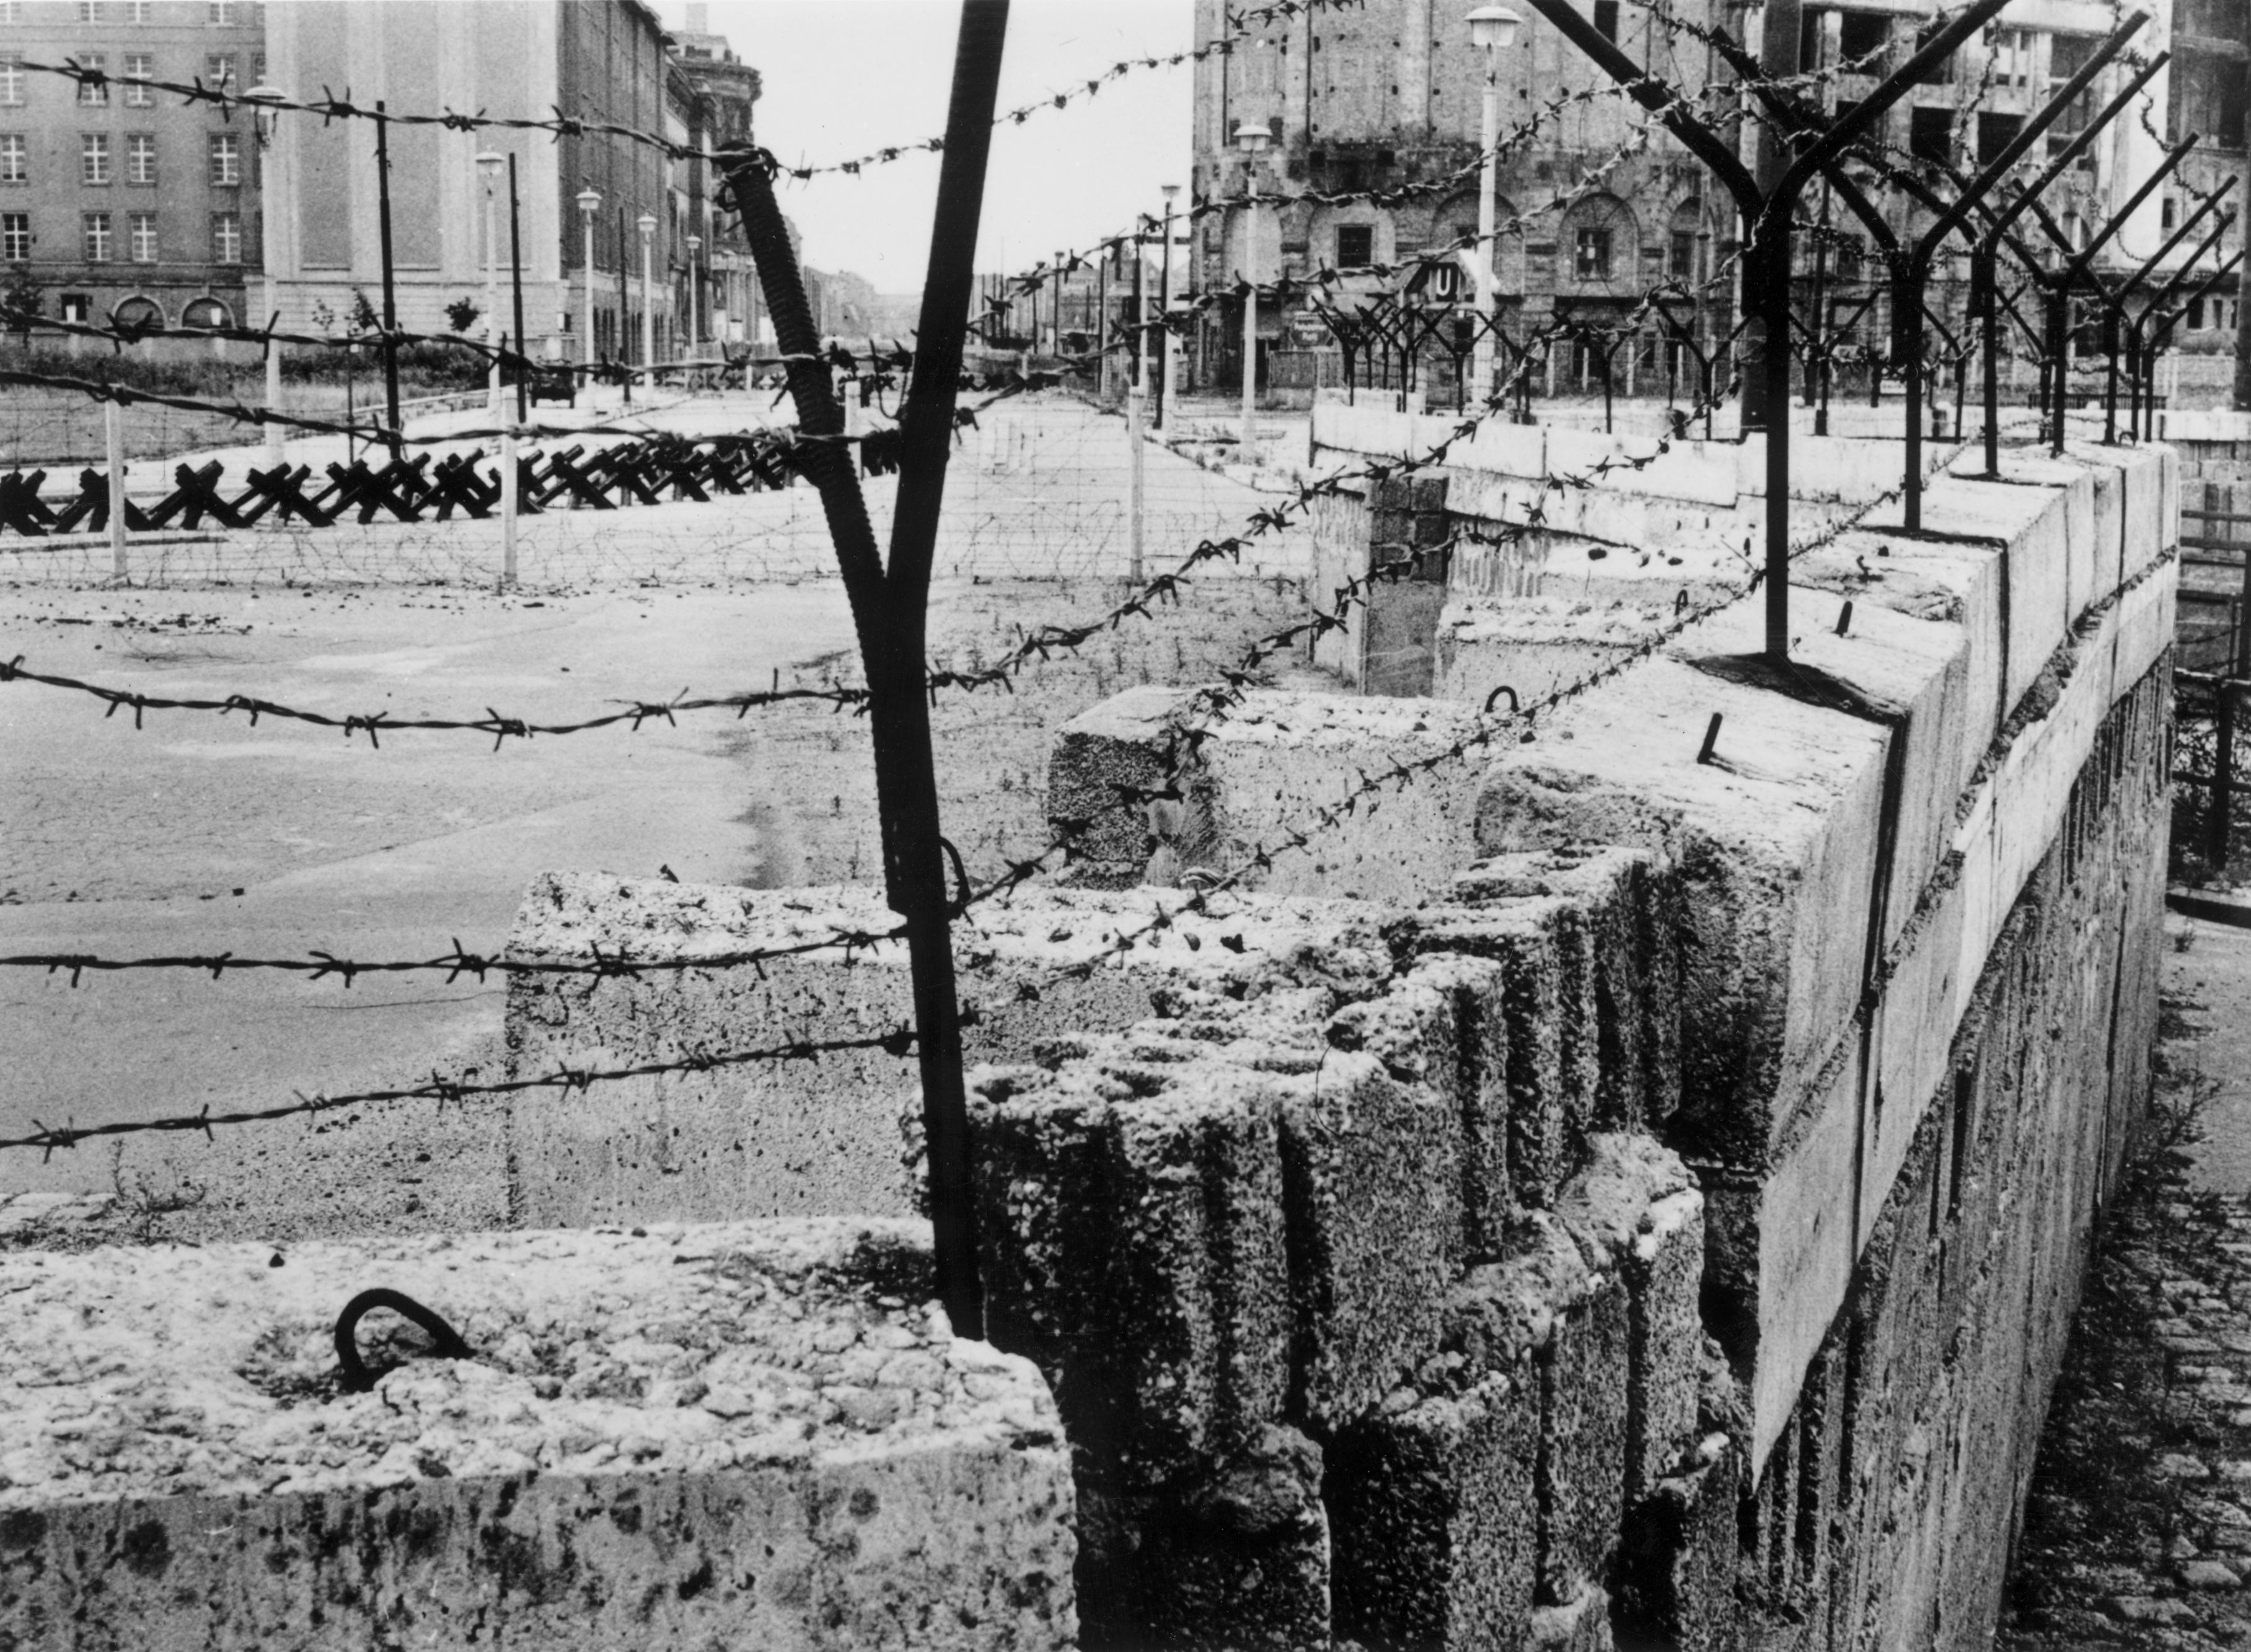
[687,233,702,355]
[638,212,658,374]
[1234,121,1270,462]
[246,84,288,463]
[477,151,503,419]
[1466,8,1522,406]
[1157,182,1180,430]
[576,188,600,374]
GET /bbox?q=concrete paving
[2162,912,2251,1197]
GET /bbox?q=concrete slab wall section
[0,1218,1077,1651]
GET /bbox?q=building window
[1976,111,2023,167]
[0,3,19,22]
[2192,296,2207,332]
[2163,196,2178,231]
[1910,107,1953,164]
[78,53,107,105]
[82,133,110,185]
[124,0,150,19]
[59,291,90,322]
[208,0,236,22]
[0,133,20,183]
[1668,230,1694,279]
[1574,226,1613,281]
[0,209,25,260]
[1336,223,1373,266]
[1839,11,1888,71]
[128,209,155,261]
[83,211,112,261]
[208,131,239,185]
[0,55,19,106]
[124,52,151,105]
[126,131,154,183]
[77,0,99,20]
[210,208,239,262]
[204,53,234,89]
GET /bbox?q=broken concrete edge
[0,1216,1078,1651]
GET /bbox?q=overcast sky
[674,1,1196,291]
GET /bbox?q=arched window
[112,295,165,333]
[1426,190,1525,294]
[1558,194,1641,296]
[180,296,231,329]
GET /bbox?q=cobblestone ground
[2001,919,2251,1648]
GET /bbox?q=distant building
[668,0,760,347]
[1188,0,2221,401]
[2158,0,2248,382]
[260,0,711,365]
[0,0,267,336]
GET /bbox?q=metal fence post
[1128,380,1146,585]
[500,426,519,589]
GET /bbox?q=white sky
[676,1,1196,290]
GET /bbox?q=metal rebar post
[374,101,402,452]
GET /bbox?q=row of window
[1,130,241,183]
[0,2,243,23]
[0,206,239,261]
[0,48,261,105]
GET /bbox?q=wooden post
[2213,679,2237,872]
[104,398,127,579]
[500,427,519,589]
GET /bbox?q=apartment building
[0,0,265,334]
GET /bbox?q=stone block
[1048,683,1199,883]
[1393,952,1515,1257]
[1529,1583,1618,1651]
[1279,1048,1460,1429]
[0,1219,1076,1652]
[1328,1374,1538,1652]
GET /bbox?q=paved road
[2164,910,2251,1196]
[0,582,861,1215]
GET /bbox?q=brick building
[260,0,752,366]
[667,0,760,346]
[0,0,265,335]
[1188,0,2209,404]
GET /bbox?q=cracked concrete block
[1386,952,1515,1257]
[1047,683,1202,884]
[1279,1048,1459,1430]
[1328,1374,1537,1652]
[1127,1425,1331,1652]
[0,1219,1075,1652]
[966,1055,1291,1481]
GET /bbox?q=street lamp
[476,151,504,418]
[245,83,288,462]
[687,233,702,356]
[1233,121,1271,462]
[1466,7,1523,407]
[638,212,658,374]
[1157,182,1180,430]
[576,187,601,374]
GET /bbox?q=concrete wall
[399,423,2173,1648]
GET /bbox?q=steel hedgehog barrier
[0,428,910,540]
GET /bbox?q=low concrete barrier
[0,1218,1075,1650]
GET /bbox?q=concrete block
[1554,1133,1706,1503]
[0,1220,1077,1652]
[1410,894,1586,1207]
[1328,1374,1538,1652]
[1394,952,1515,1257]
[1744,1047,1865,1471]
[1082,1423,1331,1652]
[967,1054,1292,1479]
[1616,1436,1747,1652]
[1528,1583,1618,1651]
[504,876,1390,1229]
[1279,1048,1459,1430]
[1048,683,1203,883]
[1473,656,1890,1171]
[1865,872,1970,1253]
